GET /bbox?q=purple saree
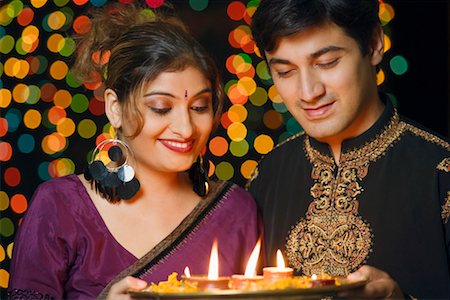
[8,174,262,299]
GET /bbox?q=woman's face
[120,66,214,174]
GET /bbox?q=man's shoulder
[399,116,450,153]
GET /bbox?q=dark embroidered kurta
[247,99,450,298]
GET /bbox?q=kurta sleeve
[437,158,450,253]
[8,181,78,299]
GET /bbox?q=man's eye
[150,107,171,115]
[277,70,293,78]
[316,58,339,69]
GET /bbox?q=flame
[208,240,219,279]
[244,239,261,277]
[311,274,317,280]
[184,266,191,278]
[276,249,286,269]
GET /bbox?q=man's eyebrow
[310,45,345,58]
[268,45,345,66]
[268,58,292,66]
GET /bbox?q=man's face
[265,22,383,144]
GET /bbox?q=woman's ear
[370,25,384,66]
[104,88,122,128]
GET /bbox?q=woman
[8,3,261,299]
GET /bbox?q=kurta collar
[307,95,396,161]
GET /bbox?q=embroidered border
[405,124,450,151]
[437,158,450,172]
[8,289,55,300]
[442,192,450,224]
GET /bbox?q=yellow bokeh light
[47,33,64,53]
[268,85,284,103]
[42,132,66,154]
[383,34,391,53]
[379,2,395,25]
[228,104,248,123]
[22,25,39,45]
[0,191,9,211]
[24,109,42,129]
[237,76,257,96]
[54,89,72,108]
[4,57,20,77]
[0,268,9,289]
[377,69,385,86]
[254,134,274,154]
[240,160,257,179]
[49,60,69,80]
[48,11,66,30]
[57,117,76,137]
[12,83,29,103]
[0,244,5,262]
[7,242,13,259]
[0,89,12,108]
[16,60,30,79]
[227,122,247,142]
[30,0,47,8]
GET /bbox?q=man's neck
[322,98,386,165]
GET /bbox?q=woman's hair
[251,0,380,57]
[72,2,224,138]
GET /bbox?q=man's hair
[251,0,380,56]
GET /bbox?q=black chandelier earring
[84,137,140,202]
[189,154,209,197]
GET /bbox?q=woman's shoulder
[37,173,82,190]
[30,174,90,212]
[212,180,257,210]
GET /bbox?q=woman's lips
[159,140,193,153]
[303,102,334,120]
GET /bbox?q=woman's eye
[191,105,210,112]
[150,107,171,115]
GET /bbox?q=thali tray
[129,278,366,299]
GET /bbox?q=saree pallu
[8,174,262,300]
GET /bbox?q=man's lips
[303,102,335,119]
[159,140,193,153]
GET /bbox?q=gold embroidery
[437,158,450,172]
[405,124,450,151]
[286,110,406,276]
[442,192,450,224]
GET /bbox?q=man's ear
[104,88,122,128]
[370,24,384,66]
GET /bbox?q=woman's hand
[106,276,148,300]
[338,265,405,299]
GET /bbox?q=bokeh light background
[0,0,448,293]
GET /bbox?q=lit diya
[263,249,294,281]
[183,240,230,291]
[229,239,264,290]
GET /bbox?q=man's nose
[298,70,325,102]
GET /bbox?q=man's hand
[338,265,405,299]
[106,276,148,300]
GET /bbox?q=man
[247,0,450,298]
